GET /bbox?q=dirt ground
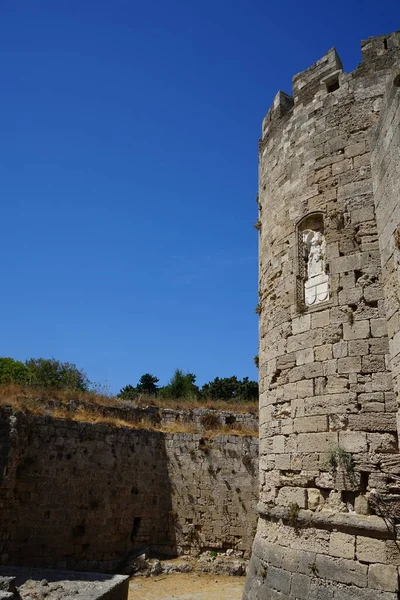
[128,572,244,600]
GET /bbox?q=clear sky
[1,1,399,393]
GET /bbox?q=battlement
[361,30,400,59]
[261,30,400,139]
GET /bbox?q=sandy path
[128,573,244,600]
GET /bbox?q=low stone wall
[0,566,129,600]
[0,407,258,572]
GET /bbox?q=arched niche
[296,212,329,309]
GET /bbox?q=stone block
[329,532,355,559]
[348,339,369,356]
[276,487,307,509]
[307,488,323,510]
[343,320,370,340]
[287,329,323,353]
[297,432,338,453]
[345,141,366,158]
[292,314,311,335]
[329,414,348,431]
[337,356,362,373]
[369,337,390,354]
[277,353,297,370]
[350,204,375,224]
[332,158,352,175]
[296,379,314,398]
[290,572,310,599]
[323,359,338,376]
[273,436,286,454]
[322,324,343,344]
[325,376,349,393]
[266,565,291,595]
[253,537,283,568]
[367,433,397,453]
[330,252,370,275]
[368,563,398,591]
[280,547,316,575]
[305,393,358,416]
[315,554,368,587]
[308,582,334,600]
[296,348,314,365]
[368,372,394,392]
[356,536,387,563]
[338,431,367,452]
[333,342,348,358]
[354,494,369,515]
[334,586,397,600]
[275,454,291,470]
[338,287,363,305]
[315,344,333,361]
[311,310,331,329]
[361,354,386,373]
[348,412,397,432]
[293,416,328,433]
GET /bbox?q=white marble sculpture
[303,230,329,306]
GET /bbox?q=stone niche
[297,212,329,308]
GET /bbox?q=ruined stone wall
[0,408,257,572]
[244,31,400,600]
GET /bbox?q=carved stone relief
[302,229,329,306]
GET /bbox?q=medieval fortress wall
[0,407,257,571]
[244,31,400,600]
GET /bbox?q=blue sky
[1,1,399,392]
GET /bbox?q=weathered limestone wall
[245,31,400,600]
[0,407,258,572]
[371,68,400,414]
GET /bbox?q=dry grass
[0,384,118,409]
[0,384,258,438]
[0,384,257,413]
[132,394,258,414]
[158,422,199,435]
[203,423,258,439]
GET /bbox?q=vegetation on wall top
[0,357,258,404]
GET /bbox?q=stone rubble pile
[129,550,247,578]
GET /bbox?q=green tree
[201,376,258,401]
[237,376,258,400]
[117,384,138,400]
[25,358,89,391]
[0,357,29,385]
[201,376,240,400]
[161,369,199,399]
[136,373,159,395]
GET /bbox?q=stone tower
[244,32,400,599]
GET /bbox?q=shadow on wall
[0,408,177,572]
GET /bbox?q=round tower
[244,32,400,599]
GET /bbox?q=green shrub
[0,357,29,385]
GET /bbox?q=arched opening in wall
[394,74,400,88]
[296,213,329,310]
